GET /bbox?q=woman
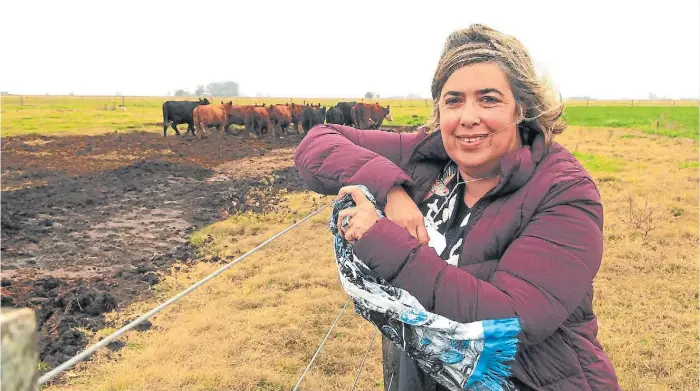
[294,24,621,391]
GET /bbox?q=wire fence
[4,188,387,390]
[38,201,335,386]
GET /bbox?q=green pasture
[0,95,697,139]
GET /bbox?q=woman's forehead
[442,63,512,95]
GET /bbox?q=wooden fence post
[1,308,39,391]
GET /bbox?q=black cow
[334,101,357,126]
[325,106,344,125]
[162,98,210,136]
[301,105,327,133]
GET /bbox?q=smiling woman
[294,24,621,391]
[437,64,524,187]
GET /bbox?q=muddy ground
[0,125,414,374]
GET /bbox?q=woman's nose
[459,103,481,128]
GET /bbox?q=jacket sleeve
[353,177,603,345]
[294,124,416,207]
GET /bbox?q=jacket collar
[408,127,547,197]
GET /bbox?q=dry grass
[558,127,699,390]
[43,127,698,391]
[45,193,385,391]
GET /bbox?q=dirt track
[0,125,415,373]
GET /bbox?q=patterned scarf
[329,179,521,391]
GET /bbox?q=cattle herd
[162,98,393,139]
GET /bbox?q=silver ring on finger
[341,215,352,230]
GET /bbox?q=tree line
[173,81,239,97]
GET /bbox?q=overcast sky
[1,0,698,99]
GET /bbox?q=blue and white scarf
[329,185,521,391]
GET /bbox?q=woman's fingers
[416,223,430,245]
[345,222,369,242]
[337,208,357,235]
[337,185,370,206]
[344,225,360,242]
[340,205,381,242]
[406,224,418,242]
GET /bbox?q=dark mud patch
[1,130,309,373]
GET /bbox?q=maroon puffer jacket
[294,124,621,390]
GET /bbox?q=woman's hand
[336,186,381,242]
[385,186,429,245]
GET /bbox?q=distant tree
[648,92,666,100]
[206,81,239,97]
[68,92,75,96]
[365,92,374,98]
[115,92,122,96]
[195,85,206,96]
[174,89,191,97]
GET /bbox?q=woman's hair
[425,24,566,147]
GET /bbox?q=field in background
[1,96,698,390]
[1,95,698,138]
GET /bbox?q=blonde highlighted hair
[425,24,566,147]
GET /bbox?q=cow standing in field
[334,101,357,126]
[325,106,344,125]
[224,103,268,132]
[301,105,326,133]
[162,98,210,136]
[244,106,272,139]
[269,104,293,136]
[289,103,304,134]
[350,103,392,130]
[192,101,235,139]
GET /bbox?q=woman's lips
[456,134,489,148]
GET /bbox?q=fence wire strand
[292,298,351,391]
[349,331,379,391]
[38,201,333,385]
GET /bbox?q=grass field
[2,96,698,390]
[564,106,700,139]
[1,95,698,138]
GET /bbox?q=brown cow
[226,105,254,127]
[244,106,272,139]
[350,103,392,130]
[226,103,267,130]
[289,103,304,134]
[269,104,293,136]
[192,101,235,139]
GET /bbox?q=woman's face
[438,62,522,178]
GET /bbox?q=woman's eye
[445,97,461,105]
[481,96,500,104]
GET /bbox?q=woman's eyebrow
[442,91,465,98]
[477,88,505,97]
